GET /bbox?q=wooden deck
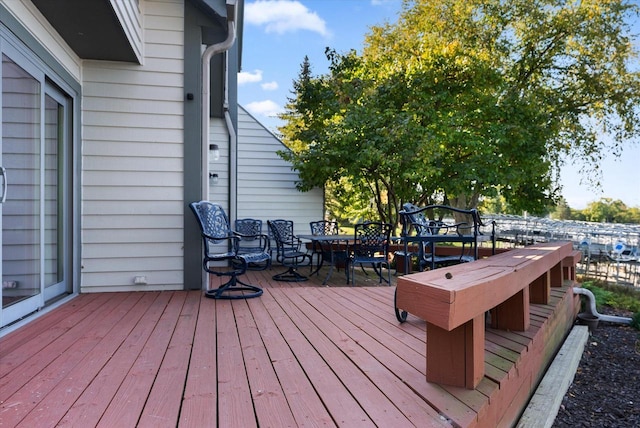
[0,264,578,427]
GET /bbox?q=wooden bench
[395,241,579,389]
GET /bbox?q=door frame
[0,18,80,330]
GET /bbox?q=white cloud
[261,81,279,91]
[245,100,283,117]
[245,1,330,36]
[238,69,263,85]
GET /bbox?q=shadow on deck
[0,263,578,427]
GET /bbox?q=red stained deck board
[179,293,218,427]
[281,288,418,427]
[138,291,201,426]
[0,260,580,428]
[58,291,174,427]
[215,298,258,428]
[0,293,102,357]
[232,297,299,428]
[322,290,427,371]
[265,288,377,426]
[299,287,449,426]
[96,291,189,428]
[0,293,110,375]
[18,292,157,427]
[0,292,133,412]
[245,293,335,427]
[485,330,528,356]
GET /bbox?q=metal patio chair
[190,201,269,299]
[268,219,311,282]
[309,220,349,271]
[234,218,271,270]
[349,221,392,286]
[401,203,474,270]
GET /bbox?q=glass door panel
[1,37,73,328]
[43,87,69,301]
[1,53,42,320]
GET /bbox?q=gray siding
[81,0,185,292]
[110,0,143,63]
[236,106,323,236]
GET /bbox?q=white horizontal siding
[207,117,230,210]
[81,0,185,293]
[236,106,323,237]
[110,0,143,63]
[0,0,82,80]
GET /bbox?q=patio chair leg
[205,275,263,299]
[272,267,308,282]
[394,288,408,323]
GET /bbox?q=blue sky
[238,0,640,210]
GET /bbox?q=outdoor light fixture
[209,143,220,161]
[209,172,219,184]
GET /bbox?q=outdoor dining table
[298,234,354,285]
[399,233,492,273]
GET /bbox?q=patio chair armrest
[233,231,270,251]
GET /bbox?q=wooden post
[550,261,563,287]
[426,315,485,389]
[491,287,530,331]
[562,251,582,281]
[529,271,550,304]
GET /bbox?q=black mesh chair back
[309,220,348,280]
[401,202,471,269]
[234,218,270,270]
[189,201,268,299]
[349,221,392,286]
[310,220,339,236]
[268,219,311,282]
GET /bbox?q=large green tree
[278,0,640,227]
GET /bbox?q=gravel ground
[553,309,640,428]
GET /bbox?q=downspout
[223,53,238,225]
[201,2,237,202]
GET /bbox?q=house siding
[81,0,185,292]
[110,0,143,64]
[207,117,230,209]
[236,106,323,236]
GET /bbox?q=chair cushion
[240,252,270,264]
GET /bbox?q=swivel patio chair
[234,218,271,270]
[190,201,269,299]
[268,219,312,282]
[349,221,392,286]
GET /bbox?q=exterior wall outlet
[2,280,18,289]
[134,276,148,285]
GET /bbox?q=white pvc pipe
[573,287,632,325]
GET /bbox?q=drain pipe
[201,2,237,201]
[573,287,632,325]
[223,100,237,224]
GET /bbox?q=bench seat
[396,241,577,389]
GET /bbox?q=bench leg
[529,271,550,304]
[491,287,530,331]
[426,315,484,389]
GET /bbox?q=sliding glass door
[0,41,72,328]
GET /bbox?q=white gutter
[201,1,237,202]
